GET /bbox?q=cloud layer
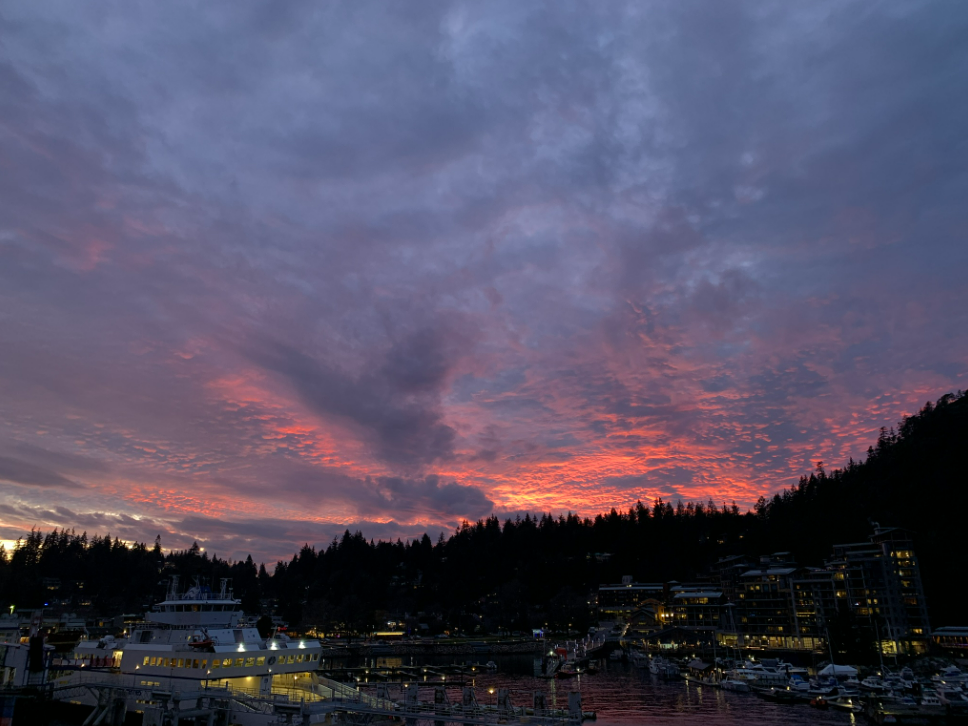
[1,0,966,561]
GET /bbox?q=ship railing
[311,675,395,709]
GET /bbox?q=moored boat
[47,577,367,724]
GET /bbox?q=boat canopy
[819,664,858,676]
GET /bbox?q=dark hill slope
[753,391,968,626]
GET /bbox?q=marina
[5,586,968,725]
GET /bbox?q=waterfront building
[735,554,803,649]
[597,577,664,620]
[825,526,931,655]
[712,555,755,602]
[627,598,666,636]
[789,567,839,651]
[727,527,930,654]
[670,589,725,630]
[932,626,968,656]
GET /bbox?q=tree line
[1,390,964,633]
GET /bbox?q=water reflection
[324,653,854,725]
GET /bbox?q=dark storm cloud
[0,455,79,489]
[368,475,494,518]
[1,0,967,560]
[251,327,467,466]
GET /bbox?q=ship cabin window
[256,656,265,666]
[143,657,150,666]
[223,658,232,668]
[211,660,220,669]
[245,657,255,667]
[234,658,244,668]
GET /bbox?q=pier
[42,672,590,726]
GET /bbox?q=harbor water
[328,653,858,725]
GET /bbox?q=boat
[938,685,968,711]
[485,660,498,670]
[535,652,563,678]
[648,656,680,679]
[48,577,360,724]
[861,676,891,693]
[629,650,649,668]
[726,659,790,687]
[753,686,803,704]
[936,666,968,685]
[826,695,864,713]
[721,679,752,693]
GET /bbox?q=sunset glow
[1,1,966,563]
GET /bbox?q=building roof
[933,627,968,636]
[598,583,664,591]
[740,567,797,577]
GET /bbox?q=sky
[1,1,967,564]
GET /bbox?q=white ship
[50,578,386,724]
[66,578,321,691]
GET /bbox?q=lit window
[256,657,265,666]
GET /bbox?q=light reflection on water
[333,654,856,725]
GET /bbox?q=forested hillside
[1,391,964,631]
